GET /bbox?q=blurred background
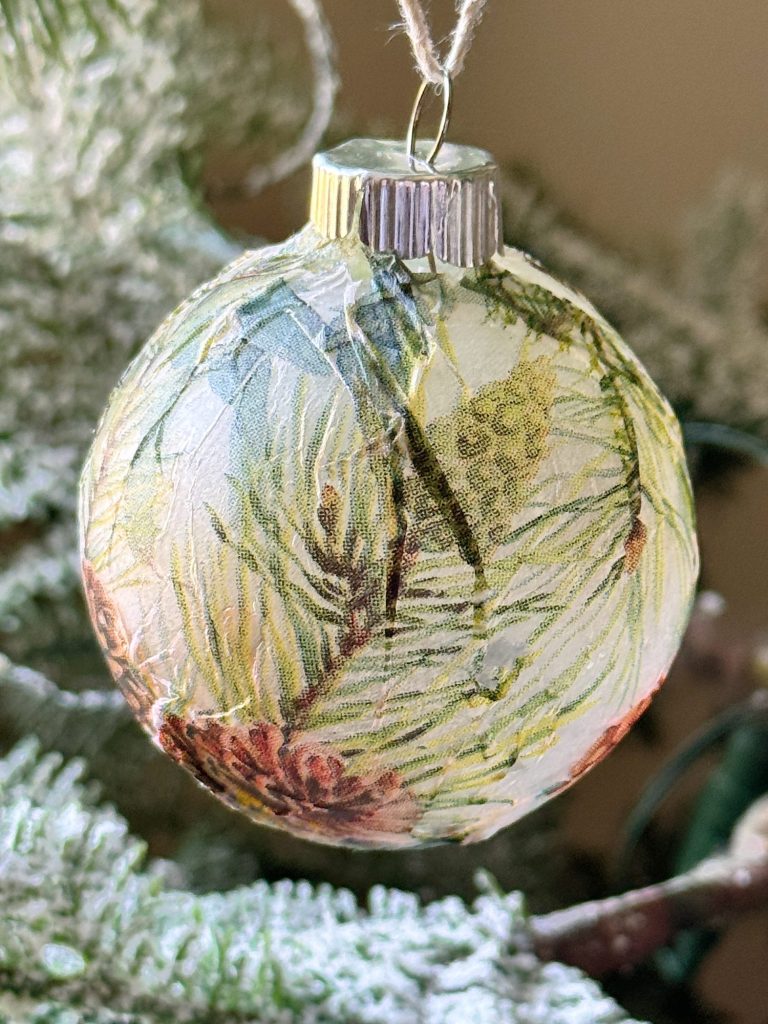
[3,1,768,1022]
[215,0,768,253]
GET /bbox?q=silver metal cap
[310,138,503,268]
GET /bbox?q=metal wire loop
[406,71,453,166]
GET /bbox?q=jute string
[395,0,489,85]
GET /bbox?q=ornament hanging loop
[406,70,453,167]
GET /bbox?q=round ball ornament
[80,138,698,848]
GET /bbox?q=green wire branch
[683,420,768,465]
[616,690,768,885]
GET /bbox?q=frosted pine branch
[0,658,128,746]
[531,856,768,977]
[529,796,768,977]
[0,741,645,1024]
[6,745,768,1017]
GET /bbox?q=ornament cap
[310,138,503,268]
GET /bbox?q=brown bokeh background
[205,4,768,1021]
[215,0,768,259]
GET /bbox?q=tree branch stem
[529,853,768,977]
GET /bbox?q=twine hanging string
[395,0,490,86]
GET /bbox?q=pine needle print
[80,232,698,848]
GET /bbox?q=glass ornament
[80,138,698,848]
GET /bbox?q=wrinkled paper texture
[80,227,698,848]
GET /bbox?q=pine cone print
[412,357,556,555]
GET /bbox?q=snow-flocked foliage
[0,741,646,1024]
